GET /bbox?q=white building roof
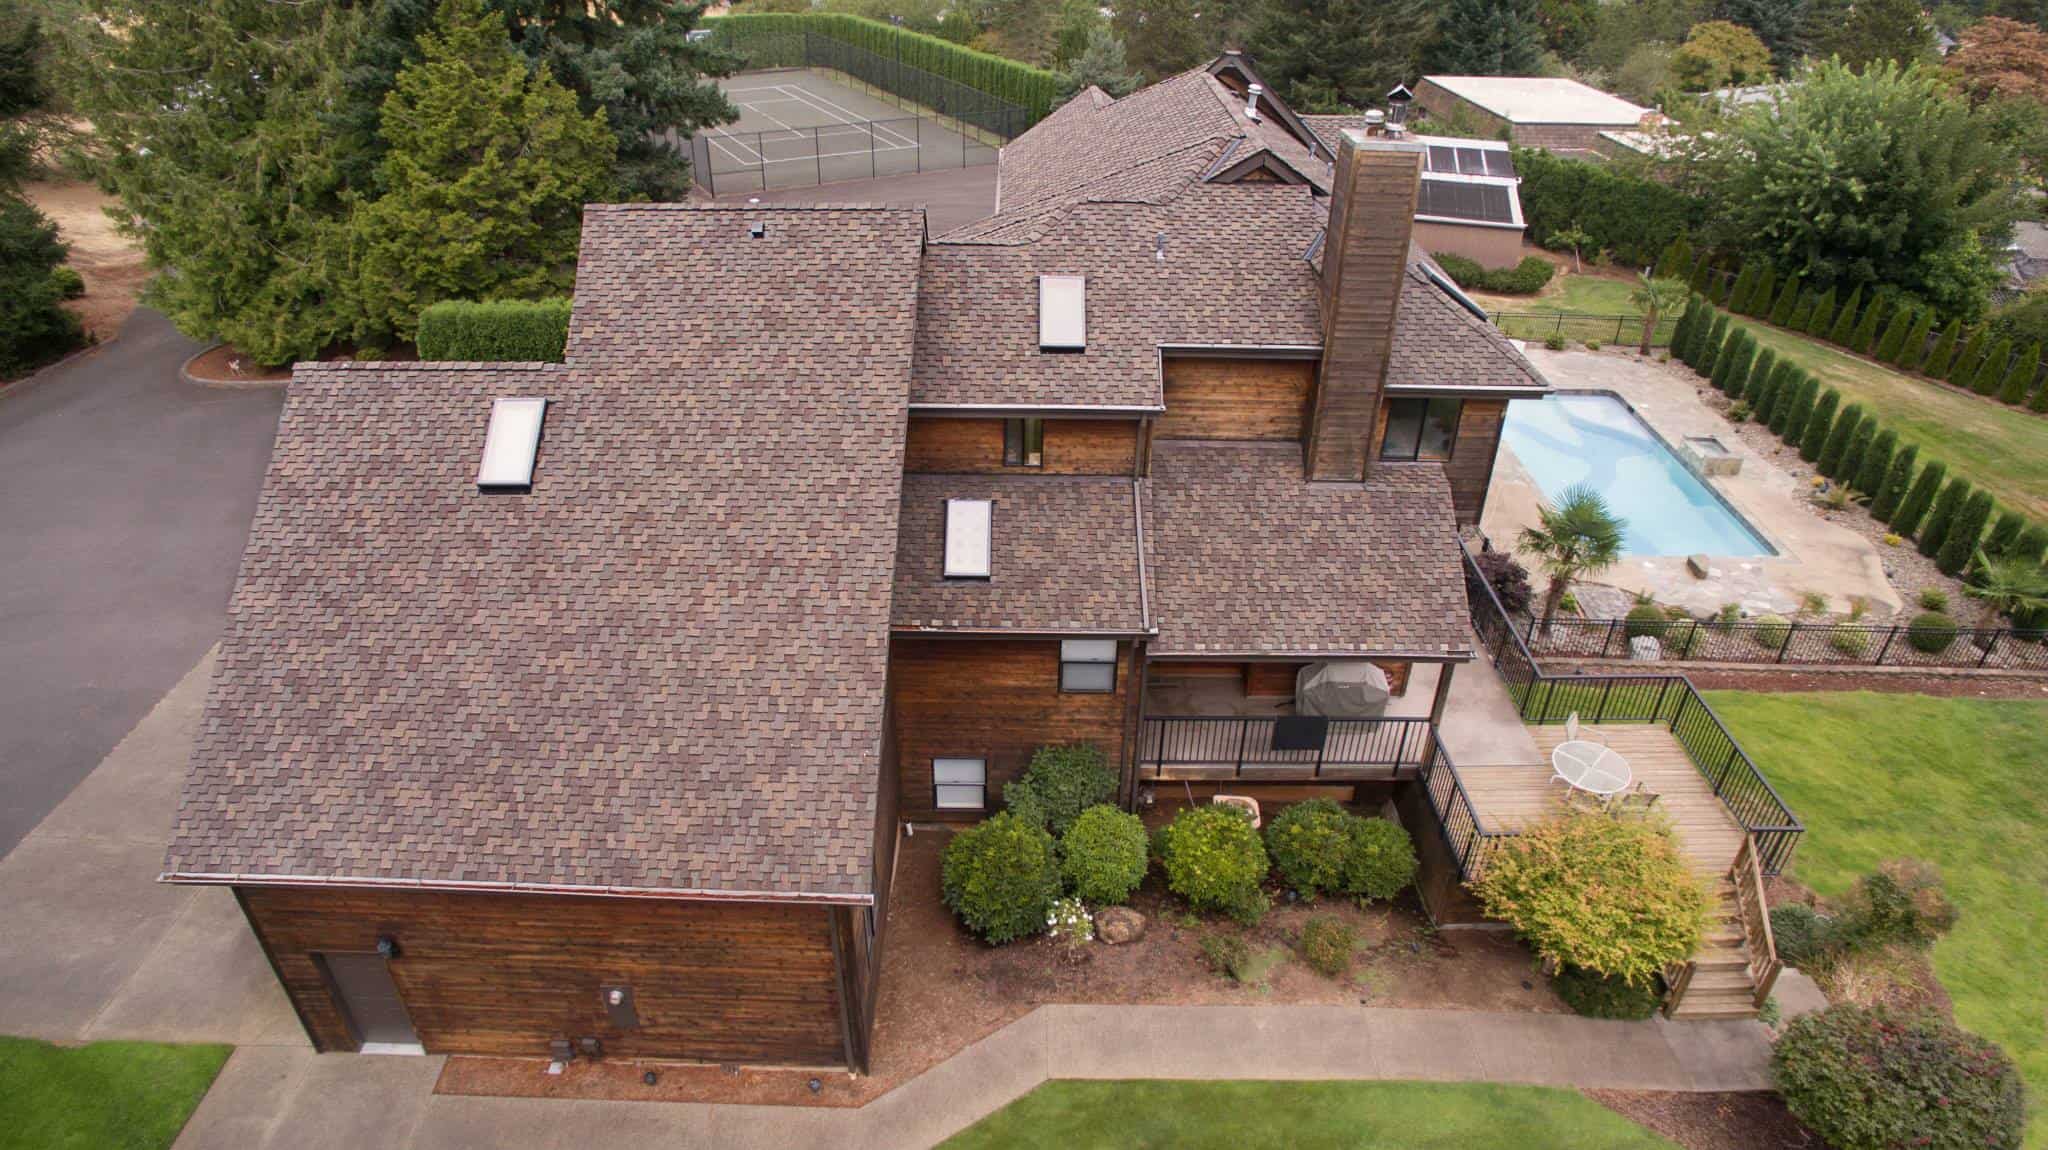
[1423,76,1653,126]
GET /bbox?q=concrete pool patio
[1483,346,1901,619]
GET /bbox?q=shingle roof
[164,205,926,900]
[1142,440,1472,658]
[892,474,1146,633]
[1391,264,1547,394]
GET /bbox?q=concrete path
[0,307,282,854]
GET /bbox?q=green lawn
[1471,273,1675,346]
[1743,324,2048,522]
[0,1037,231,1150]
[940,1080,1679,1149]
[1704,691,2048,1147]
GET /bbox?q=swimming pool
[1500,393,1775,557]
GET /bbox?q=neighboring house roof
[2002,221,2048,297]
[1142,441,1472,659]
[1422,75,1653,126]
[892,474,1147,634]
[163,205,927,901]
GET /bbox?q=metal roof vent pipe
[1363,109,1385,137]
[1245,83,1263,122]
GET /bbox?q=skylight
[476,397,547,492]
[1038,274,1086,351]
[943,498,992,578]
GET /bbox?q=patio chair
[1612,781,1661,813]
[1563,712,1607,746]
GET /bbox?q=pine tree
[1826,286,1863,345]
[1968,337,2013,395]
[1936,491,1996,575]
[1246,0,1435,110]
[1788,290,1818,330]
[2033,377,2048,413]
[1768,274,1803,326]
[1427,0,1546,76]
[1872,442,1918,520]
[1819,403,1864,477]
[1725,264,1757,314]
[1779,374,1820,443]
[1951,326,1990,383]
[1998,342,2040,405]
[1746,264,1777,317]
[1056,27,1141,99]
[1892,459,1947,537]
[1923,318,1962,378]
[1984,510,2028,558]
[1805,286,1839,337]
[1758,361,1797,426]
[1838,417,1876,485]
[1713,330,1754,394]
[1848,297,1885,355]
[1745,348,1778,406]
[1671,295,1703,366]
[1801,388,1842,461]
[1855,427,1897,495]
[1688,252,1716,294]
[1114,0,1212,82]
[1895,309,1933,370]
[1654,237,1692,280]
[1699,313,1732,378]
[1918,476,1973,557]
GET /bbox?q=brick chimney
[1308,130,1423,481]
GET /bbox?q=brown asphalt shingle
[164,205,926,899]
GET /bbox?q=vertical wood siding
[903,417,1138,474]
[1157,358,1316,442]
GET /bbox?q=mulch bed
[1587,1090,1826,1150]
[183,342,418,384]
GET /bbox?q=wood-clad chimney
[1309,130,1423,481]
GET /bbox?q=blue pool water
[1500,394,1775,557]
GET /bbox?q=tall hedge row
[416,299,572,362]
[1514,151,1706,269]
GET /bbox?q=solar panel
[1456,147,1489,175]
[1417,179,1515,224]
[1484,150,1516,178]
[1427,145,1458,174]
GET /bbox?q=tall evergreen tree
[1826,285,1863,345]
[1952,326,1991,384]
[1999,342,2040,405]
[1873,305,1915,362]
[1984,510,2029,559]
[1745,263,1777,317]
[1768,273,1802,326]
[1855,427,1897,495]
[1788,288,1818,330]
[1245,0,1435,111]
[1745,347,1778,406]
[1848,296,1885,354]
[1113,0,1214,82]
[1818,402,1864,477]
[1892,458,1947,537]
[1918,476,1974,557]
[1820,0,1934,71]
[1726,263,1758,315]
[1056,26,1141,100]
[1936,491,1996,575]
[1871,442,1918,521]
[1804,285,1838,336]
[1699,312,1732,377]
[1429,0,1545,74]
[1969,337,2013,395]
[1923,318,1962,378]
[1801,388,1841,461]
[1894,308,1933,370]
[0,128,84,375]
[1837,416,1876,484]
[1778,373,1819,441]
[1713,329,1755,393]
[1671,294,1703,366]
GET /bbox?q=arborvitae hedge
[1800,388,1841,462]
[1952,326,1989,384]
[1985,510,2028,558]
[1769,274,1802,326]
[1838,418,1875,485]
[1805,287,1838,337]
[705,12,1061,120]
[1923,318,1962,378]
[2033,378,2048,413]
[1745,348,1778,406]
[1756,361,1795,426]
[2009,523,2048,564]
[1788,289,1817,330]
[1700,313,1731,377]
[1895,309,1933,370]
[1687,302,1719,366]
[1653,237,1693,279]
[1892,459,1947,537]
[1672,295,1704,366]
[1726,264,1758,314]
[1512,149,1707,268]
[1818,403,1864,477]
[1712,330,1754,394]
[1855,427,1897,495]
[1779,373,1819,442]
[1998,342,2039,405]
[1689,252,1716,295]
[1746,264,1776,317]
[1848,297,1884,355]
[1873,307,1914,364]
[1968,337,2012,395]
[1872,442,1917,520]
[1827,286,1863,345]
[1918,476,1974,557]
[415,298,572,362]
[1936,491,1996,575]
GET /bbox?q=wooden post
[1429,661,1456,729]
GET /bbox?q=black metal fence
[802,32,1031,142]
[1415,730,1512,881]
[1136,715,1433,779]
[1488,311,1679,348]
[1514,611,2048,672]
[686,114,995,196]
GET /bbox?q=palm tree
[1631,272,1690,356]
[1964,550,2048,636]
[1518,483,1627,636]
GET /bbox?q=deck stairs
[1665,839,1781,1020]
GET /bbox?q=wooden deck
[1466,725,1748,876]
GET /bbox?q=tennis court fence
[683,112,998,196]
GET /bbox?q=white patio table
[1550,739,1633,800]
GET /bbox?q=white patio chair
[1563,711,1607,746]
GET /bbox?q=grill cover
[1295,661,1390,717]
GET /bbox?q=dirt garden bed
[1588,1089,1823,1149]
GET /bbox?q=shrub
[1753,361,1791,425]
[1046,896,1093,952]
[2011,524,2048,565]
[1743,347,1777,405]
[1699,313,1731,377]
[1726,263,1758,314]
[1804,285,1838,337]
[1004,744,1115,835]
[1433,252,1555,294]
[1059,805,1148,905]
[1553,965,1661,1020]
[1853,427,1896,496]
[1297,915,1355,978]
[1923,317,1962,377]
[1917,477,1973,557]
[1624,602,1671,639]
[1776,374,1818,442]
[1817,402,1863,477]
[1264,799,1352,898]
[1873,305,1915,363]
[2034,379,2048,413]
[1514,149,1705,268]
[1935,490,1995,576]
[1653,237,1692,279]
[1848,296,1885,354]
[1474,549,1533,614]
[50,265,85,300]
[1773,1005,2024,1150]
[1870,443,1917,521]
[1999,341,2040,405]
[707,11,1061,119]
[1727,399,1751,421]
[1826,285,1863,346]
[1835,859,1958,951]
[1752,613,1792,648]
[941,813,1062,944]
[1584,339,1602,351]
[1907,611,1959,654]
[1769,903,1835,967]
[1894,308,1933,370]
[1197,931,1248,977]
[1799,389,1840,462]
[1829,626,1869,656]
[1788,288,1818,330]
[415,298,573,362]
[1544,333,1566,351]
[1768,274,1802,326]
[1951,325,1990,384]
[1471,810,1706,986]
[1983,510,2027,559]
[1160,805,1270,922]
[1003,781,1049,831]
[1891,460,1947,538]
[1969,337,2013,396]
[1836,415,1875,484]
[1711,329,1753,394]
[1918,586,1951,611]
[1342,817,1418,901]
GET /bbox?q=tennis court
[682,69,998,194]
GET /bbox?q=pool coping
[1509,387,1785,559]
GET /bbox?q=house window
[1059,639,1117,693]
[1380,397,1462,462]
[1004,418,1044,467]
[933,757,987,810]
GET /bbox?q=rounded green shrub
[1918,587,1951,612]
[1003,743,1115,835]
[1752,613,1792,648]
[1768,903,1835,967]
[940,813,1062,945]
[50,266,86,300]
[1341,817,1418,901]
[1907,611,1959,654]
[1773,1005,2024,1150]
[1058,805,1148,905]
[1553,965,1660,1020]
[1297,914,1355,978]
[1623,603,1671,640]
[1829,626,1869,657]
[1160,805,1270,922]
[1265,798,1352,898]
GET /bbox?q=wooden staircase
[1665,838,1782,1020]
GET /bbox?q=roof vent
[943,498,992,579]
[477,398,547,492]
[1038,274,1086,351]
[1245,83,1263,122]
[1154,232,1166,263]
[748,220,766,238]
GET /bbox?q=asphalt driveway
[0,309,282,855]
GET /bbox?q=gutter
[1132,479,1152,633]
[158,871,875,906]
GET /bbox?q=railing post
[1234,720,1249,778]
[1979,630,2000,668]
[814,126,824,186]
[1776,621,1798,663]
[1874,624,1899,666]
[1652,676,1671,724]
[1603,618,1620,658]
[1596,678,1612,722]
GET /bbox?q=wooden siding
[237,886,848,1066]
[903,417,1137,475]
[1446,399,1506,525]
[1157,357,1315,442]
[1244,661,1303,696]
[891,636,1132,820]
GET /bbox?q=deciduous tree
[1671,20,1773,90]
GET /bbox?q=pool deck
[1483,347,1900,618]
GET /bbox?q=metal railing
[1463,541,1805,875]
[1488,311,1679,348]
[1136,715,1433,779]
[1415,729,1515,881]
[685,113,996,196]
[1514,612,2048,672]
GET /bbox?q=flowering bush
[1159,804,1270,923]
[1046,896,1094,958]
[1774,1005,2024,1150]
[940,812,1062,945]
[1059,805,1148,904]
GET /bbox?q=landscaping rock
[1687,554,1710,579]
[1629,636,1661,661]
[1096,907,1146,945]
